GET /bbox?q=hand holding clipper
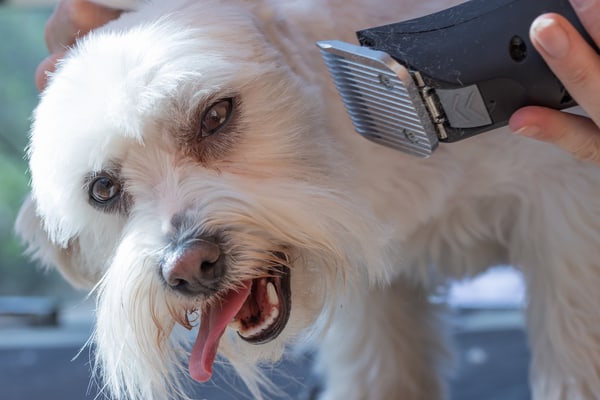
[318,0,599,158]
[510,4,600,165]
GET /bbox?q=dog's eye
[89,175,121,205]
[200,98,233,137]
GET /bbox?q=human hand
[509,0,600,165]
[35,0,122,91]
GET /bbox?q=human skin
[35,0,121,91]
[510,0,600,165]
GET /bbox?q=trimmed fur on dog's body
[15,0,600,399]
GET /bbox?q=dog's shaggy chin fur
[15,0,600,399]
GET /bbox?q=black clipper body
[318,0,597,157]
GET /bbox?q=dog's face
[17,2,391,398]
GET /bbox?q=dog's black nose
[161,239,226,296]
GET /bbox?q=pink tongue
[189,281,252,382]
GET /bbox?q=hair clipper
[317,0,598,157]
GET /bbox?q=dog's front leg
[526,257,600,400]
[315,276,449,400]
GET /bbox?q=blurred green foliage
[0,7,78,299]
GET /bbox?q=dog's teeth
[236,307,279,338]
[229,319,242,330]
[267,282,279,306]
[235,279,282,340]
[239,307,280,338]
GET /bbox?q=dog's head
[16,1,392,398]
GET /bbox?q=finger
[529,13,600,128]
[569,0,600,47]
[45,0,122,52]
[510,106,600,164]
[35,52,65,92]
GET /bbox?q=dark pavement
[1,310,531,400]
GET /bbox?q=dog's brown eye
[89,175,121,205]
[201,98,233,137]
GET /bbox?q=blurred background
[0,1,531,399]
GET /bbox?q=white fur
[15,0,600,399]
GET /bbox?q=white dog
[16,0,600,399]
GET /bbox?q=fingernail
[513,126,540,138]
[570,0,595,11]
[531,15,570,58]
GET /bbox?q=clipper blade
[317,40,440,157]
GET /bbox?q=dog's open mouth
[233,266,292,344]
[189,266,291,382]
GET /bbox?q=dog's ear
[15,195,98,289]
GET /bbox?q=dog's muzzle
[159,234,291,382]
